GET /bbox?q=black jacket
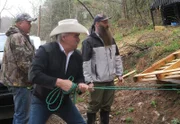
[28,41,84,101]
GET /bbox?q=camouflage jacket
[1,26,35,87]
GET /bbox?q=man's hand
[117,76,123,86]
[88,83,94,92]
[55,78,73,92]
[78,83,89,93]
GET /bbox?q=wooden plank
[158,66,169,70]
[140,78,157,82]
[134,75,157,82]
[143,75,156,78]
[157,61,180,80]
[135,68,180,77]
[168,71,180,75]
[160,68,180,73]
[164,75,180,79]
[115,70,136,83]
[158,72,180,79]
[165,60,180,70]
[162,71,180,76]
[134,73,157,82]
[166,62,176,65]
[171,59,180,62]
[172,51,180,55]
[123,70,136,78]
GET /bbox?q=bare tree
[68,0,72,18]
[32,0,154,41]
[0,0,8,29]
[122,0,129,19]
[0,16,13,32]
[28,0,46,36]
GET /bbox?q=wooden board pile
[134,50,180,84]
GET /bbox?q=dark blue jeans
[28,95,86,124]
[9,87,32,124]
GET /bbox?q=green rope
[93,86,180,91]
[92,83,180,91]
[46,76,77,112]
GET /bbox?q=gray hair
[56,33,69,42]
[56,34,62,42]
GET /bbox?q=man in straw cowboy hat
[28,19,90,124]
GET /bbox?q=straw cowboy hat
[50,19,89,37]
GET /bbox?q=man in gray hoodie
[82,14,123,124]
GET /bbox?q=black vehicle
[0,83,14,120]
[0,33,14,122]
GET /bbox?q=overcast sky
[0,0,44,18]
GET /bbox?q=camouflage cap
[15,13,37,22]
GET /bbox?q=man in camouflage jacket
[1,13,36,124]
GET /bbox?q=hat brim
[27,18,37,22]
[101,17,111,21]
[50,23,89,37]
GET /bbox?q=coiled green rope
[46,76,77,111]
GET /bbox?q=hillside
[47,26,180,124]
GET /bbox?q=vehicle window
[0,35,7,52]
[30,36,41,50]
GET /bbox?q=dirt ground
[46,79,180,124]
[110,82,180,124]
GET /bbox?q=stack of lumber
[134,50,180,84]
